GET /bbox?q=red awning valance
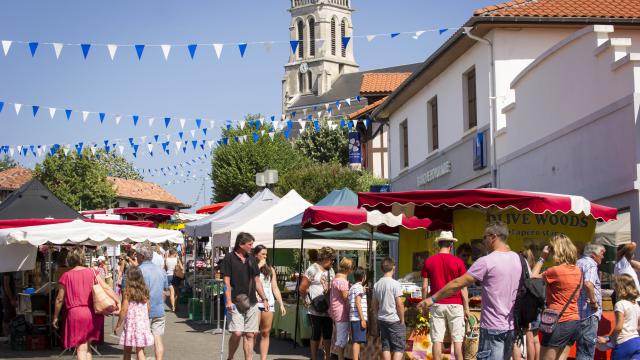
[301,206,433,234]
[112,207,176,222]
[0,218,155,229]
[196,202,230,214]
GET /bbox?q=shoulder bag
[309,265,331,313]
[232,256,255,314]
[92,269,117,315]
[174,259,185,279]
[539,269,582,333]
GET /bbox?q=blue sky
[0,0,496,210]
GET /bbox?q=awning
[0,218,155,229]
[184,193,251,238]
[302,206,433,234]
[595,211,630,246]
[112,207,177,222]
[196,202,230,214]
[358,188,617,222]
[173,213,208,222]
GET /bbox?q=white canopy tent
[183,193,251,238]
[206,189,280,239]
[595,211,631,246]
[174,213,208,222]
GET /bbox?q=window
[309,18,315,57]
[307,71,313,91]
[400,120,409,168]
[331,18,336,56]
[428,96,439,152]
[127,201,139,208]
[298,72,305,92]
[297,20,305,58]
[150,204,158,208]
[341,19,347,57]
[464,67,477,130]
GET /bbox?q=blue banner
[348,132,361,165]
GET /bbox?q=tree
[96,151,142,180]
[34,149,116,210]
[0,155,17,172]
[211,115,309,202]
[295,119,349,165]
[276,162,386,203]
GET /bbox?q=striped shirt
[349,283,368,321]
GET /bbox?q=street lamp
[256,169,278,190]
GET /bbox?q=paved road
[0,303,311,360]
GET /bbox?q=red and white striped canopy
[301,206,433,234]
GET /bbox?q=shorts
[167,275,180,287]
[351,320,367,344]
[335,322,350,348]
[308,314,332,341]
[150,317,166,336]
[429,303,465,343]
[228,304,260,333]
[379,320,406,353]
[257,302,275,313]
[541,320,579,348]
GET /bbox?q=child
[329,258,353,360]
[373,257,405,360]
[598,274,640,360]
[115,266,154,360]
[349,267,368,360]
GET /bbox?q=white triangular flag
[260,130,265,136]
[330,123,338,131]
[299,128,305,135]
[82,111,89,122]
[268,133,274,141]
[115,115,121,125]
[179,118,186,129]
[324,103,330,111]
[63,147,70,156]
[53,43,63,59]
[239,121,245,129]
[16,145,22,154]
[148,117,155,127]
[107,44,118,60]
[147,143,154,153]
[366,35,377,42]
[117,145,124,155]
[345,98,352,106]
[160,44,171,60]
[1,41,12,56]
[166,134,171,141]
[264,42,273,53]
[213,43,223,60]
[8,147,14,157]
[175,141,182,152]
[328,120,334,128]
[209,120,215,128]
[413,31,426,40]
[190,130,196,138]
[299,120,307,130]
[14,103,21,115]
[336,102,342,110]
[352,120,358,128]
[317,111,323,118]
[207,140,214,149]
[90,146,97,156]
[48,107,57,119]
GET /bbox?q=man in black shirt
[221,232,269,360]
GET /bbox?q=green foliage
[276,162,386,203]
[96,151,142,180]
[0,155,17,172]
[33,149,117,210]
[295,119,349,165]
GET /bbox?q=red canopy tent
[0,218,155,229]
[301,206,433,234]
[112,207,177,223]
[196,202,230,214]
[358,188,617,223]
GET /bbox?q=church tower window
[309,18,316,57]
[331,18,336,56]
[341,19,347,57]
[298,72,304,92]
[307,71,313,92]
[297,20,305,58]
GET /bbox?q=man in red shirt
[420,231,470,360]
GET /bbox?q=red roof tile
[0,167,33,191]
[475,0,640,18]
[348,97,388,120]
[360,73,412,94]
[107,177,187,208]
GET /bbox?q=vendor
[1,272,17,336]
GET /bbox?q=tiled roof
[107,177,187,207]
[0,167,33,191]
[475,0,640,18]
[360,73,411,94]
[348,97,388,120]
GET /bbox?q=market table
[272,303,312,346]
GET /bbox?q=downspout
[464,27,498,188]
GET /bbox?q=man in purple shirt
[423,221,522,360]
[575,243,605,360]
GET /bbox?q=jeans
[575,315,599,360]
[476,328,516,360]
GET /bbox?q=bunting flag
[107,44,118,60]
[341,37,351,50]
[213,43,223,59]
[28,42,38,57]
[132,115,139,126]
[135,44,145,60]
[164,117,171,128]
[115,115,121,125]
[81,44,91,59]
[195,119,202,128]
[14,103,21,115]
[264,42,273,53]
[161,44,171,60]
[238,43,248,58]
[82,111,89,122]
[99,112,106,124]
[413,31,426,40]
[366,35,376,42]
[31,105,39,117]
[2,40,12,56]
[187,44,197,59]
[53,43,63,59]
[290,40,299,54]
[48,107,56,119]
[439,28,448,35]
[390,33,401,38]
[179,118,186,129]
[65,109,72,120]
[148,117,154,127]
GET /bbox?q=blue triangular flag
[200,143,205,150]
[28,42,39,57]
[133,144,139,153]
[356,96,362,102]
[439,28,448,35]
[132,115,139,126]
[195,118,202,128]
[314,120,320,133]
[292,111,296,118]
[249,120,254,129]
[364,119,370,129]
[202,128,207,136]
[290,40,299,54]
[284,130,290,139]
[192,140,197,149]
[99,112,105,123]
[132,152,137,158]
[164,117,171,128]
[255,120,261,128]
[287,121,293,129]
[128,137,134,145]
[81,44,91,59]
[182,146,187,153]
[75,142,84,156]
[391,33,400,38]
[0,101,4,112]
[307,115,312,120]
[340,120,345,128]
[154,135,159,142]
[270,115,275,121]
[226,120,232,130]
[252,133,259,143]
[347,121,353,129]
[65,109,72,120]
[135,44,145,60]
[32,105,39,117]
[238,43,248,57]
[341,36,351,49]
[187,44,197,59]
[179,132,184,139]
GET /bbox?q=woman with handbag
[531,234,582,360]
[164,248,182,312]
[52,248,120,360]
[299,247,336,360]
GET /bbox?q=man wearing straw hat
[420,231,470,360]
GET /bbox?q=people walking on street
[330,257,354,360]
[115,266,154,360]
[52,248,119,360]
[252,245,287,360]
[531,234,582,360]
[136,243,170,360]
[598,274,640,360]
[513,249,541,360]
[614,242,640,298]
[575,243,605,360]
[420,230,469,360]
[349,266,368,360]
[423,221,522,360]
[373,257,406,360]
[221,233,270,360]
[164,248,182,312]
[299,246,336,360]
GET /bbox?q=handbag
[463,314,480,360]
[539,269,582,334]
[232,258,255,314]
[309,264,331,313]
[92,269,117,315]
[174,261,185,279]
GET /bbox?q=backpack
[513,255,546,338]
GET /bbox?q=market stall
[184,193,250,238]
[112,207,176,223]
[196,201,230,215]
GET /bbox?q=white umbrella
[0,219,184,246]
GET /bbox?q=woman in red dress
[52,248,119,360]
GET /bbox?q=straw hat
[435,231,458,243]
